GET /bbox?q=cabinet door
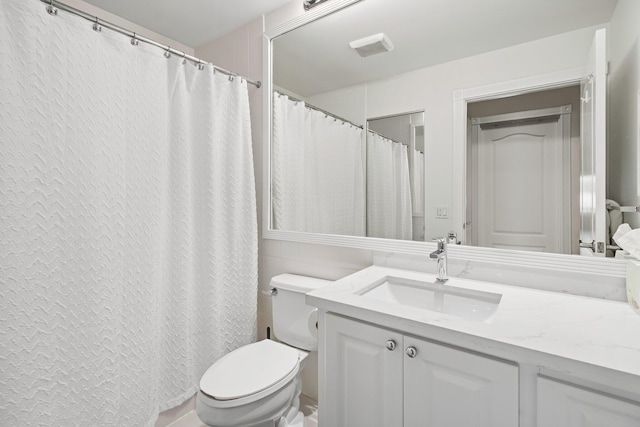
[537,376,640,427]
[324,314,403,427]
[403,337,519,427]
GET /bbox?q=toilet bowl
[196,274,329,427]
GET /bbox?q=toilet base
[277,409,304,427]
[196,376,304,427]
[245,408,303,427]
[276,390,304,427]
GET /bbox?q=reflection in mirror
[367,112,425,241]
[466,87,580,255]
[268,0,640,261]
[271,92,365,236]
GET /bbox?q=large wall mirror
[263,0,637,274]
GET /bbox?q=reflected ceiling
[274,0,618,97]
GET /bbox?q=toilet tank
[271,274,330,351]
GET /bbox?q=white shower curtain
[367,132,413,240]
[272,94,365,236]
[0,1,257,426]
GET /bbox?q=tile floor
[167,395,318,427]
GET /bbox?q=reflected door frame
[452,67,585,246]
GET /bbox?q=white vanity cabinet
[310,266,640,427]
[323,313,519,427]
[537,376,640,427]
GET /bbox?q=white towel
[613,224,640,259]
[606,199,623,256]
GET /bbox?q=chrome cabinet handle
[406,346,418,358]
[385,340,397,351]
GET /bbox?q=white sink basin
[357,276,502,322]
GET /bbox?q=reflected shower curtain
[272,94,365,235]
[0,1,257,426]
[367,132,413,239]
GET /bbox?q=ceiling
[273,0,619,97]
[83,0,294,47]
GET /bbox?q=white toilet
[196,274,328,427]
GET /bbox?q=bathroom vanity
[307,266,640,427]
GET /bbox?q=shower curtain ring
[181,52,187,65]
[229,75,234,82]
[164,46,171,58]
[92,17,102,32]
[197,61,205,71]
[131,32,139,46]
[46,0,58,15]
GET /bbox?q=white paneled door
[472,108,571,253]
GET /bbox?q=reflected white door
[473,111,571,253]
[580,28,608,256]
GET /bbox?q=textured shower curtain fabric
[0,1,258,426]
[367,132,413,239]
[272,94,365,235]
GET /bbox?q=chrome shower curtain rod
[366,128,405,146]
[275,91,363,129]
[40,0,262,88]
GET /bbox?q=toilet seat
[199,340,301,408]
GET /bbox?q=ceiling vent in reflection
[349,33,394,57]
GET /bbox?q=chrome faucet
[430,238,448,283]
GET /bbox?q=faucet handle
[447,231,458,245]
[431,237,446,251]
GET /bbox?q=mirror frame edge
[262,0,626,279]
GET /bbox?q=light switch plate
[436,205,449,218]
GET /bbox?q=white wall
[57,0,193,55]
[307,84,367,125]
[609,0,640,228]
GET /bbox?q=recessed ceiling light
[349,33,394,57]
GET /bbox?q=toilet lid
[200,339,300,401]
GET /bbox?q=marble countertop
[306,265,640,382]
